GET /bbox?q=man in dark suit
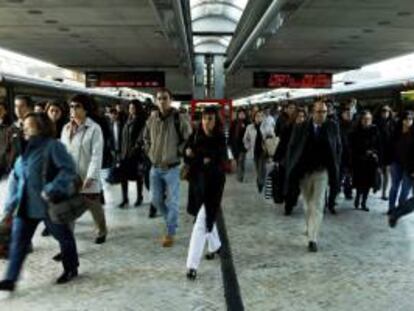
[285,101,342,252]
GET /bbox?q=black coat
[91,115,114,169]
[285,119,342,195]
[273,121,294,164]
[390,126,414,174]
[121,116,147,180]
[184,128,227,230]
[229,119,248,158]
[339,119,353,168]
[375,117,395,166]
[350,125,382,190]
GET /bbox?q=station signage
[253,72,332,89]
[86,71,165,88]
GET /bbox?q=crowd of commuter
[0,89,413,291]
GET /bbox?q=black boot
[0,280,15,291]
[361,191,369,212]
[186,269,197,280]
[135,180,144,207]
[354,192,360,210]
[52,253,63,262]
[56,269,78,284]
[205,247,221,260]
[149,204,157,218]
[118,200,128,208]
[119,181,129,208]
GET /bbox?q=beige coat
[143,110,192,166]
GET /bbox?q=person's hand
[185,148,194,157]
[1,213,12,226]
[83,178,95,190]
[229,159,237,172]
[203,158,211,164]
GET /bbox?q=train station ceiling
[1,0,414,99]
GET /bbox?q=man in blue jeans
[144,88,191,247]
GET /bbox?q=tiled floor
[1,162,414,311]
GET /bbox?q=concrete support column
[213,55,225,99]
[193,54,205,99]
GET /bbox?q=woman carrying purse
[185,106,233,280]
[0,113,79,292]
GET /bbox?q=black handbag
[106,163,123,185]
[42,143,87,224]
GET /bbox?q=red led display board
[253,72,332,89]
[86,71,165,88]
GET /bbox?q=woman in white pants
[185,106,228,280]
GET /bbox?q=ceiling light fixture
[44,19,58,24]
[397,11,412,16]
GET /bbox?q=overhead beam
[149,0,194,74]
[226,0,308,75]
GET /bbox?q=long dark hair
[24,112,56,138]
[200,106,223,135]
[395,110,414,136]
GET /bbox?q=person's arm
[143,119,151,155]
[43,141,78,200]
[85,126,104,185]
[243,125,251,150]
[3,167,19,217]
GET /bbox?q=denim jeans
[389,162,414,211]
[150,166,180,236]
[5,217,79,282]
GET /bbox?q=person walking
[61,94,108,244]
[350,110,382,212]
[387,111,414,214]
[243,109,267,193]
[185,107,229,280]
[375,105,396,200]
[143,88,191,247]
[119,100,148,208]
[229,109,248,182]
[285,101,342,252]
[0,113,79,291]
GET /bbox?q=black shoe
[134,197,143,207]
[186,269,197,281]
[388,214,398,228]
[149,205,157,218]
[56,270,78,284]
[118,200,128,208]
[41,228,50,237]
[0,280,15,291]
[328,205,337,215]
[95,235,106,244]
[308,241,318,253]
[354,202,359,210]
[205,248,221,260]
[345,194,353,200]
[52,253,63,262]
[361,206,370,212]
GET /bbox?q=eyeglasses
[69,104,82,109]
[315,110,328,114]
[156,96,169,101]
